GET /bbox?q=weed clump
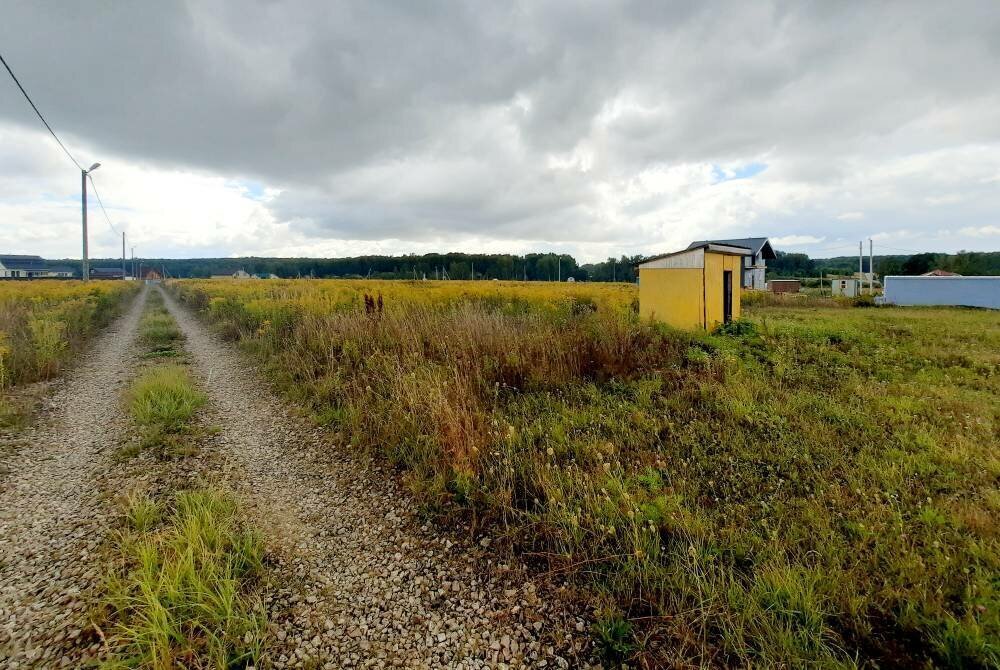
[125,365,205,457]
[101,489,266,668]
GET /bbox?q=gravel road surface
[0,287,147,668]
[162,288,597,669]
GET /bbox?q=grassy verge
[100,489,267,668]
[170,280,999,668]
[0,281,139,431]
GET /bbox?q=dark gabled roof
[90,267,125,277]
[48,266,76,274]
[0,254,47,271]
[686,237,775,260]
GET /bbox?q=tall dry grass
[170,279,1000,668]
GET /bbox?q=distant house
[921,269,960,277]
[47,266,75,278]
[830,278,859,297]
[90,267,125,280]
[686,237,775,290]
[233,269,251,279]
[0,254,49,278]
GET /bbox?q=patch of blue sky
[229,179,267,200]
[712,162,767,183]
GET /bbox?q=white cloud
[958,225,1000,238]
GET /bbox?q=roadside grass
[100,488,267,669]
[0,281,139,386]
[0,281,139,431]
[171,280,1000,668]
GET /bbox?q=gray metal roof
[686,237,775,259]
[0,254,47,271]
[637,242,751,267]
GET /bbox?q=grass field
[171,278,998,667]
[0,280,139,428]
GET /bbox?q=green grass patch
[100,489,267,668]
[138,292,184,357]
[124,365,205,458]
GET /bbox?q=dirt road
[0,287,148,668]
[161,288,595,668]
[1,286,595,668]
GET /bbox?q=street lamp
[81,162,101,281]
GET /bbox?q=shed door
[723,270,733,323]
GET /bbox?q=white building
[686,237,775,290]
[0,254,74,279]
[831,278,859,297]
[883,276,1000,309]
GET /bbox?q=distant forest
[768,250,1000,278]
[50,249,999,281]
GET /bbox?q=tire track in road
[161,288,598,669]
[0,287,148,668]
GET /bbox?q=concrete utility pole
[122,232,126,280]
[80,163,101,281]
[557,256,561,282]
[859,241,863,292]
[869,239,874,294]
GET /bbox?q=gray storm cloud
[1,0,999,256]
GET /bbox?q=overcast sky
[2,1,999,262]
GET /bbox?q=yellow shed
[637,242,751,330]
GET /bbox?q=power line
[877,244,925,255]
[0,51,83,171]
[87,173,118,236]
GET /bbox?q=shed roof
[637,242,751,268]
[0,254,47,271]
[686,237,775,259]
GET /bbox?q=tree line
[52,252,643,282]
[768,250,1000,277]
[50,249,999,281]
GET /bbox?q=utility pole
[557,256,561,282]
[859,241,863,293]
[81,170,88,281]
[122,232,126,280]
[131,247,135,280]
[80,163,101,281]
[869,239,874,294]
[612,258,616,282]
[471,261,474,281]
